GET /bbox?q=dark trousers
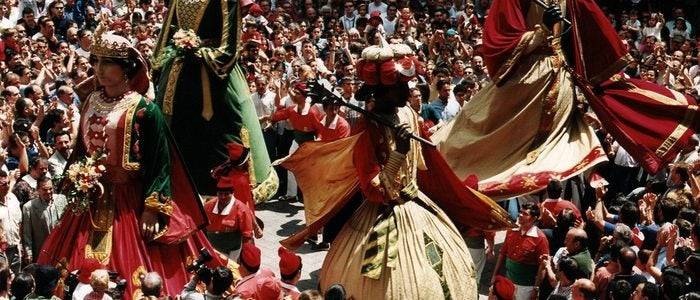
[274,129,294,198]
[4,245,20,274]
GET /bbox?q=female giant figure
[37,26,230,297]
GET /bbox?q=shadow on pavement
[298,269,321,291]
[258,198,304,217]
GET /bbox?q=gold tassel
[201,65,214,120]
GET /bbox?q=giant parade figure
[277,42,514,299]
[152,0,277,199]
[432,0,699,199]
[37,25,233,297]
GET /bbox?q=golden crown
[91,24,132,59]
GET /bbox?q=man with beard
[47,131,70,178]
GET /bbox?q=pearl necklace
[91,90,137,115]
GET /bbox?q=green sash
[205,231,242,254]
[505,258,538,286]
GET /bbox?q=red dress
[37,93,229,297]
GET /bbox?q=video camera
[187,248,214,284]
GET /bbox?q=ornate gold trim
[624,81,688,106]
[122,94,142,171]
[252,168,279,204]
[239,127,256,185]
[176,0,209,34]
[144,192,174,216]
[162,59,184,116]
[655,105,698,158]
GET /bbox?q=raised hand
[395,123,412,154]
[543,5,564,30]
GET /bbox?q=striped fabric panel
[361,213,398,279]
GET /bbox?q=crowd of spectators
[0,0,695,299]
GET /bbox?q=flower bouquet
[172,29,201,52]
[65,150,107,213]
[153,28,202,69]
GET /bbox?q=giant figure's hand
[395,123,412,154]
[141,210,160,241]
[543,5,564,30]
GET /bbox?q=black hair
[678,208,697,223]
[435,79,450,91]
[452,82,467,95]
[658,198,680,223]
[281,267,302,282]
[662,267,689,299]
[521,202,541,219]
[21,7,34,16]
[558,256,583,281]
[29,156,48,170]
[10,273,34,300]
[674,246,693,265]
[0,267,11,294]
[38,16,52,27]
[608,278,633,300]
[641,282,662,300]
[14,98,31,117]
[36,175,52,186]
[210,267,234,296]
[39,108,66,137]
[324,284,347,300]
[547,179,563,199]
[102,56,140,79]
[619,201,640,228]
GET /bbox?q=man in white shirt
[340,0,357,31]
[368,0,388,17]
[0,170,22,273]
[251,76,278,160]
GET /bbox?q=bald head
[618,247,637,274]
[565,228,588,253]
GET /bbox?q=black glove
[543,5,563,30]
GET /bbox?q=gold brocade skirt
[319,192,478,300]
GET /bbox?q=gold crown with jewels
[91,24,131,59]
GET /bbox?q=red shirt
[501,226,549,266]
[316,114,350,141]
[541,198,582,228]
[280,281,301,300]
[204,197,254,239]
[272,102,322,133]
[233,268,276,299]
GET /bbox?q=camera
[187,248,213,273]
[63,272,80,299]
[187,248,214,284]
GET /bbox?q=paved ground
[255,197,506,298]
